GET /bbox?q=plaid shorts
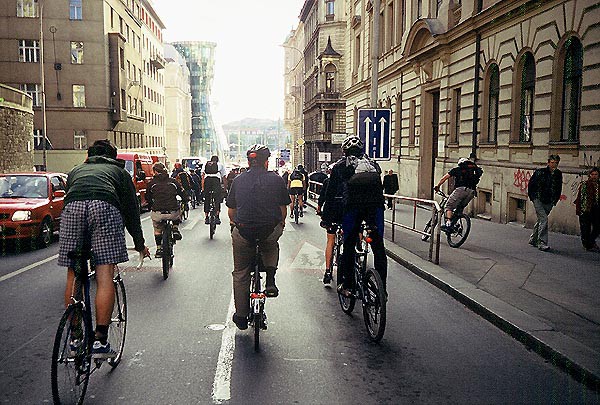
[58,200,129,267]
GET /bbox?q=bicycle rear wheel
[294,202,299,224]
[162,226,172,280]
[337,264,355,314]
[362,268,387,342]
[253,312,261,352]
[51,304,92,405]
[446,214,471,248]
[107,276,127,368]
[209,212,216,239]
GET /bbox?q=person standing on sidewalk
[527,154,563,251]
[574,167,600,251]
[382,170,399,209]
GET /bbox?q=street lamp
[39,0,47,170]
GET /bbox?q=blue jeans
[531,199,553,246]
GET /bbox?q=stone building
[164,44,192,162]
[300,0,348,171]
[289,0,599,234]
[0,84,34,172]
[0,0,167,172]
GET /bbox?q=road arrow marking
[364,116,372,154]
[379,117,387,158]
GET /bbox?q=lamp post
[39,0,48,170]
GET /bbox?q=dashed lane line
[212,293,236,404]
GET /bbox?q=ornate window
[560,37,583,142]
[325,64,336,93]
[486,63,499,143]
[517,52,535,143]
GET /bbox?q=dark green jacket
[65,156,145,251]
[527,166,563,206]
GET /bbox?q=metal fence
[308,180,443,264]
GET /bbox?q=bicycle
[421,189,471,248]
[160,216,175,280]
[180,197,189,221]
[189,188,197,209]
[337,223,387,342]
[51,247,144,404]
[207,191,218,239]
[248,244,267,352]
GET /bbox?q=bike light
[12,210,31,221]
[365,237,373,244]
[250,293,266,299]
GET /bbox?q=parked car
[0,172,67,248]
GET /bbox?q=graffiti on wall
[513,169,531,193]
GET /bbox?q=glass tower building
[171,41,217,157]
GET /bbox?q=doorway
[418,88,440,199]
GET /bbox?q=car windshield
[0,175,48,199]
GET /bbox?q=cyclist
[316,165,343,285]
[332,135,387,296]
[146,162,187,258]
[189,169,202,207]
[434,157,483,232]
[288,166,306,218]
[59,140,149,359]
[297,164,309,207]
[226,144,290,330]
[202,155,227,225]
[172,162,194,207]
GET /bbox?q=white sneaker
[538,243,550,251]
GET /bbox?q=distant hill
[222,118,281,131]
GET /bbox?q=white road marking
[289,242,325,269]
[0,254,59,283]
[212,293,236,404]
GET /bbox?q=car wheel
[37,218,53,248]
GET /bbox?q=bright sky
[154,0,306,126]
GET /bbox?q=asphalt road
[0,207,598,404]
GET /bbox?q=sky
[154,0,306,126]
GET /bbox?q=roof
[320,36,341,58]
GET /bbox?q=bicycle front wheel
[51,304,92,405]
[209,213,216,239]
[362,268,387,342]
[446,214,471,248]
[107,276,127,368]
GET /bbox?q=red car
[0,172,67,248]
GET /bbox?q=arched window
[324,63,337,93]
[486,63,500,143]
[560,37,583,142]
[518,52,535,142]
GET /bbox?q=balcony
[150,54,166,69]
[321,92,340,100]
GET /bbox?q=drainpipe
[471,32,480,161]
[471,0,483,160]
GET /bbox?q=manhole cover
[206,324,226,331]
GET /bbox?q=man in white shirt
[202,155,227,224]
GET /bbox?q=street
[0,207,598,404]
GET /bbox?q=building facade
[171,41,217,158]
[283,25,306,167]
[164,44,192,162]
[140,0,166,157]
[289,0,599,234]
[300,0,348,171]
[0,84,34,172]
[0,0,169,172]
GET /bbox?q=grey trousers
[231,223,284,317]
[531,199,553,245]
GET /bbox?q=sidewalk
[382,203,600,389]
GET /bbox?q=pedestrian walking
[574,167,600,251]
[527,154,562,251]
[382,169,399,209]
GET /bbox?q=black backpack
[204,161,219,175]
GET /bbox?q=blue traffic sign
[357,109,391,160]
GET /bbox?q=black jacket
[65,156,145,251]
[527,166,563,205]
[382,173,399,194]
[147,172,188,212]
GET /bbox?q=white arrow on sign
[363,116,372,154]
[379,117,387,158]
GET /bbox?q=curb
[384,242,600,392]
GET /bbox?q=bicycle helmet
[341,135,364,151]
[246,144,271,161]
[458,158,470,165]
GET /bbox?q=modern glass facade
[171,41,216,157]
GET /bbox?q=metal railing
[307,180,443,264]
